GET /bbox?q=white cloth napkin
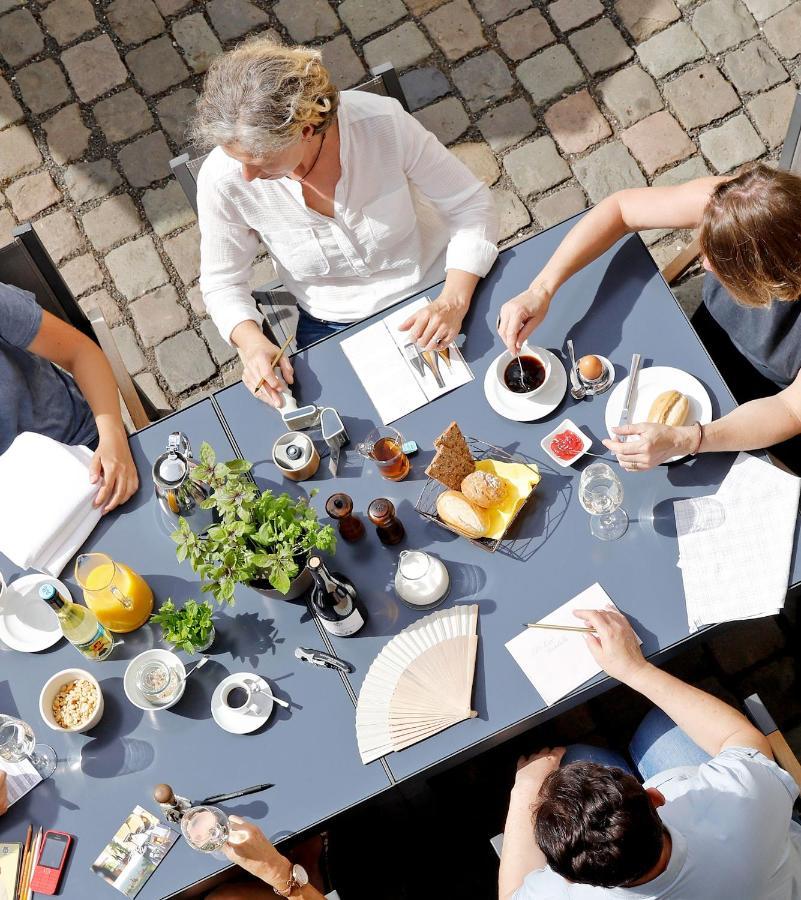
[674,453,800,631]
[0,432,102,576]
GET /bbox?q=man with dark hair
[499,608,801,898]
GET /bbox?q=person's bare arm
[223,818,326,899]
[399,269,480,349]
[230,320,295,408]
[574,608,772,758]
[498,748,564,899]
[26,310,138,512]
[498,177,726,353]
[604,372,801,469]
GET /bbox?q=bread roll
[461,471,507,508]
[647,390,689,427]
[436,490,490,539]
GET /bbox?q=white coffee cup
[494,343,551,398]
[222,680,260,715]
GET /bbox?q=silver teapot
[152,432,214,532]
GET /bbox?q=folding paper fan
[356,604,479,764]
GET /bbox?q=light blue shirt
[513,748,801,899]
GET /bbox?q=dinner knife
[617,353,642,441]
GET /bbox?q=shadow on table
[80,735,155,778]
[215,611,285,666]
[173,658,230,721]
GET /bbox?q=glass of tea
[358,426,410,481]
[496,343,551,397]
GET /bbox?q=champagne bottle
[307,554,367,637]
[39,583,114,661]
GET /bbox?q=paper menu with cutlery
[340,297,474,425]
[505,583,639,706]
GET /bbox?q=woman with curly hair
[191,39,499,407]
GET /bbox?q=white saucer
[0,574,66,652]
[211,673,274,735]
[484,349,567,422]
[605,365,713,464]
[124,649,186,711]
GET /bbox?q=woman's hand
[224,816,290,886]
[603,423,697,471]
[238,332,295,408]
[498,284,552,355]
[513,747,565,801]
[90,424,138,513]
[398,291,468,350]
[573,607,648,685]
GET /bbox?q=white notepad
[340,297,474,424]
[506,583,636,706]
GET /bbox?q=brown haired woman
[498,164,801,471]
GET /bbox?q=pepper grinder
[325,492,365,542]
[154,783,191,823]
[367,498,405,546]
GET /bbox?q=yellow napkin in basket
[476,459,541,540]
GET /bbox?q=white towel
[674,453,800,631]
[0,432,102,576]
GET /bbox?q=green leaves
[150,598,215,654]
[172,443,337,599]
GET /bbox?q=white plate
[484,349,567,422]
[0,574,66,652]
[604,365,713,464]
[124,649,186,711]
[211,673,274,735]
[540,418,592,468]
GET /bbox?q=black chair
[1,224,158,430]
[488,691,801,858]
[169,63,409,351]
[662,89,801,285]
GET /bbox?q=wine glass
[579,462,628,541]
[0,714,57,779]
[181,805,229,858]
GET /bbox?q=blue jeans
[296,307,350,349]
[563,709,711,782]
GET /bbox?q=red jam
[550,429,584,461]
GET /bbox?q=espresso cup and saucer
[211,672,275,734]
[484,342,567,422]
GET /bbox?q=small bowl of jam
[540,418,592,468]
[494,342,552,398]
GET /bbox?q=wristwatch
[273,863,309,897]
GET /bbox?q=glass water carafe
[74,552,154,633]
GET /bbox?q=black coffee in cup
[504,355,546,393]
[225,686,249,709]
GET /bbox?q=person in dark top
[497,164,801,471]
[0,281,137,512]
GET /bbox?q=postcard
[91,806,178,898]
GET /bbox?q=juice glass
[358,427,410,481]
[74,553,154,633]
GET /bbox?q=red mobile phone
[29,830,73,895]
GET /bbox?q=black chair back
[0,225,96,343]
[170,63,409,213]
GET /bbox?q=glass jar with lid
[394,550,450,610]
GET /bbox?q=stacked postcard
[674,453,801,631]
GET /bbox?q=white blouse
[197,90,499,343]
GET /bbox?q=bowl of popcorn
[39,668,103,733]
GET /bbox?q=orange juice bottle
[74,553,154,633]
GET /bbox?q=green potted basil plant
[150,598,216,653]
[172,442,336,603]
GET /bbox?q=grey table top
[0,399,391,900]
[215,219,801,783]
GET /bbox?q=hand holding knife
[617,353,642,442]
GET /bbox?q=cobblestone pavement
[0,0,799,411]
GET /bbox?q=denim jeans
[563,709,711,782]
[296,307,350,349]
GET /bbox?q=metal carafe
[152,432,214,532]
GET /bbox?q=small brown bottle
[367,498,405,546]
[325,492,365,542]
